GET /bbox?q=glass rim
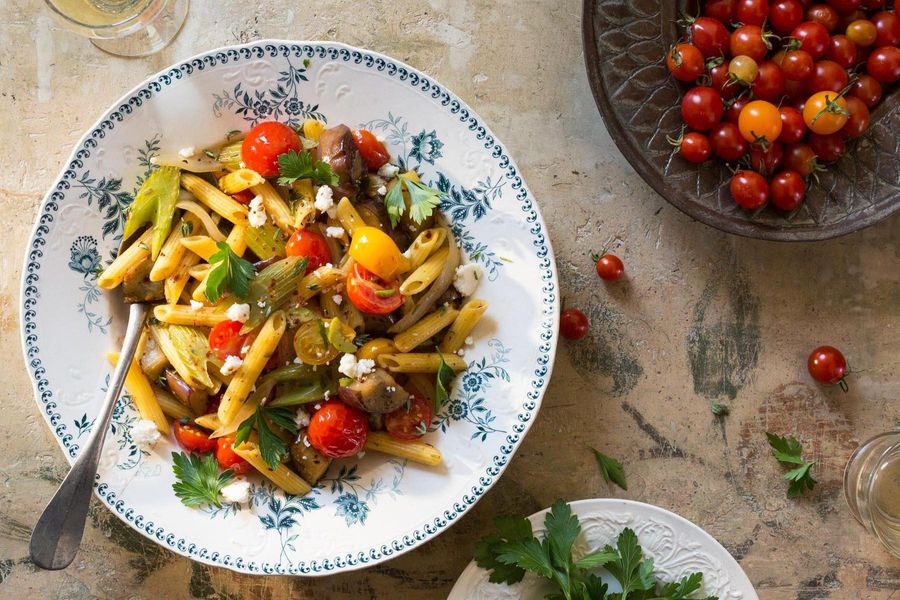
[43,0,163,33]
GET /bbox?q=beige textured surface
[1,1,899,598]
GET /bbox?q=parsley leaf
[591,448,627,491]
[382,173,445,227]
[206,241,255,302]
[171,451,234,508]
[383,180,406,228]
[766,432,817,497]
[235,405,299,470]
[602,528,655,597]
[435,354,456,412]
[276,149,338,187]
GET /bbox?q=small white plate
[449,499,758,600]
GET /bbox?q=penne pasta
[180,235,219,261]
[291,179,316,228]
[153,304,231,327]
[218,168,264,194]
[149,213,201,282]
[164,250,201,304]
[191,224,247,301]
[107,352,169,434]
[376,352,468,373]
[393,305,459,353]
[97,229,153,289]
[439,299,488,353]
[405,228,447,271]
[297,265,345,301]
[335,196,366,235]
[233,441,312,495]
[250,181,294,233]
[365,432,442,466]
[181,172,249,224]
[400,246,449,296]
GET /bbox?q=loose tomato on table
[730,170,770,208]
[385,394,433,441]
[351,129,390,170]
[803,91,849,134]
[725,97,750,123]
[738,100,783,144]
[681,87,724,131]
[216,434,253,475]
[595,253,625,281]
[731,24,772,61]
[841,96,871,138]
[770,170,807,210]
[808,345,849,388]
[208,320,252,361]
[240,121,302,178]
[838,9,868,32]
[173,419,217,453]
[779,107,807,143]
[667,43,705,81]
[285,228,332,273]
[687,17,731,57]
[307,400,369,458]
[792,21,832,59]
[560,308,589,341]
[867,46,900,83]
[710,122,750,160]
[345,263,404,315]
[710,61,739,100]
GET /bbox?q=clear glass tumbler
[44,0,189,57]
[844,430,900,558]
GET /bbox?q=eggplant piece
[338,368,409,414]
[290,432,332,485]
[318,124,365,199]
[164,369,208,415]
[367,412,385,431]
[121,255,165,303]
[355,199,411,249]
[361,311,398,335]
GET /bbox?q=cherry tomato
[808,132,846,161]
[730,170,770,208]
[208,321,250,362]
[705,0,739,24]
[595,254,625,281]
[807,345,849,386]
[351,129,391,170]
[784,143,822,176]
[827,0,862,14]
[240,121,301,178]
[689,17,731,57]
[849,73,883,106]
[770,170,807,210]
[731,25,772,61]
[285,228,332,273]
[173,419,217,453]
[827,34,858,67]
[867,46,900,83]
[808,59,849,92]
[749,141,784,173]
[737,0,770,26]
[785,76,810,101]
[841,96,870,138]
[710,61,740,100]
[738,100,783,144]
[560,308,589,341]
[806,4,840,32]
[348,226,404,280]
[770,0,805,34]
[752,61,787,100]
[782,49,815,79]
[678,132,712,163]
[384,394,433,441]
[231,190,255,205]
[681,87,724,131]
[345,263,404,315]
[726,97,750,123]
[729,55,760,83]
[838,9,867,31]
[667,44,705,81]
[792,21,832,59]
[860,0,885,8]
[803,91,849,134]
[779,106,808,143]
[846,19,878,47]
[216,435,252,475]
[872,11,900,47]
[710,122,750,160]
[307,400,369,458]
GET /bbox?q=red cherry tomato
[770,0,805,34]
[752,61,787,100]
[731,25,772,61]
[860,0,885,8]
[726,97,750,123]
[792,21,832,59]
[240,121,302,178]
[770,170,807,210]
[705,0,739,24]
[231,190,255,205]
[808,59,850,92]
[782,49,815,79]
[173,419,217,453]
[730,170,770,208]
[808,132,846,161]
[784,143,822,176]
[345,263,404,315]
[749,142,784,173]
[711,122,750,160]
[841,96,870,138]
[681,87,724,131]
[806,4,840,32]
[560,308,589,341]
[689,17,731,57]
[678,132,712,163]
[849,73,883,106]
[208,321,250,362]
[216,435,252,475]
[285,228,332,273]
[307,400,369,458]
[737,0,770,26]
[351,129,390,170]
[867,46,900,83]
[828,0,862,14]
[710,61,740,100]
[667,43,706,81]
[779,107,808,143]
[872,11,900,47]
[808,345,849,386]
[827,34,858,67]
[595,254,625,281]
[384,394,433,441]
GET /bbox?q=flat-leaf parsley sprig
[171,451,235,508]
[384,173,445,227]
[766,432,817,498]
[206,241,256,302]
[277,149,338,187]
[235,404,299,470]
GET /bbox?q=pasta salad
[98,119,486,507]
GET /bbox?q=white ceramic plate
[449,499,758,599]
[20,41,558,575]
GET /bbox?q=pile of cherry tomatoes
[668,0,899,211]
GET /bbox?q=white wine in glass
[845,431,900,557]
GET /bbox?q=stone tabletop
[1,1,898,598]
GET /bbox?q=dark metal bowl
[583,0,900,241]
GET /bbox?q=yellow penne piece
[191,224,247,302]
[164,241,202,304]
[376,353,468,373]
[194,412,221,431]
[149,214,201,282]
[188,264,212,280]
[233,441,312,495]
[405,228,447,271]
[365,432,442,466]
[106,352,169,434]
[439,299,488,353]
[291,179,316,228]
[181,172,248,224]
[335,196,366,236]
[250,181,294,233]
[153,304,231,327]
[400,246,449,296]
[218,168,264,194]
[297,265,345,301]
[97,230,153,289]
[180,235,219,261]
[393,306,459,353]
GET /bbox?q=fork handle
[29,302,149,570]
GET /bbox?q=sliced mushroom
[318,124,365,199]
[338,369,410,414]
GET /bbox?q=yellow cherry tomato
[738,100,783,144]
[355,337,397,361]
[728,55,759,84]
[349,226,404,280]
[803,92,849,135]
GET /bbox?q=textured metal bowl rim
[581,0,899,242]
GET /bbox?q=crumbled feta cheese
[220,479,251,504]
[178,146,196,158]
[248,195,267,228]
[332,294,343,305]
[325,226,345,238]
[453,263,483,296]
[378,163,400,178]
[376,185,387,196]
[357,451,366,459]
[295,410,310,429]
[257,299,267,308]
[240,344,251,355]
[131,419,160,449]
[464,336,474,346]
[314,403,322,410]
[338,354,376,379]
[323,390,331,400]
[189,299,204,311]
[293,356,303,364]
[457,349,466,357]
[220,355,244,376]
[239,161,246,169]
[321,155,331,164]
[356,358,375,378]
[314,185,334,212]
[226,303,250,323]
[302,435,311,448]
